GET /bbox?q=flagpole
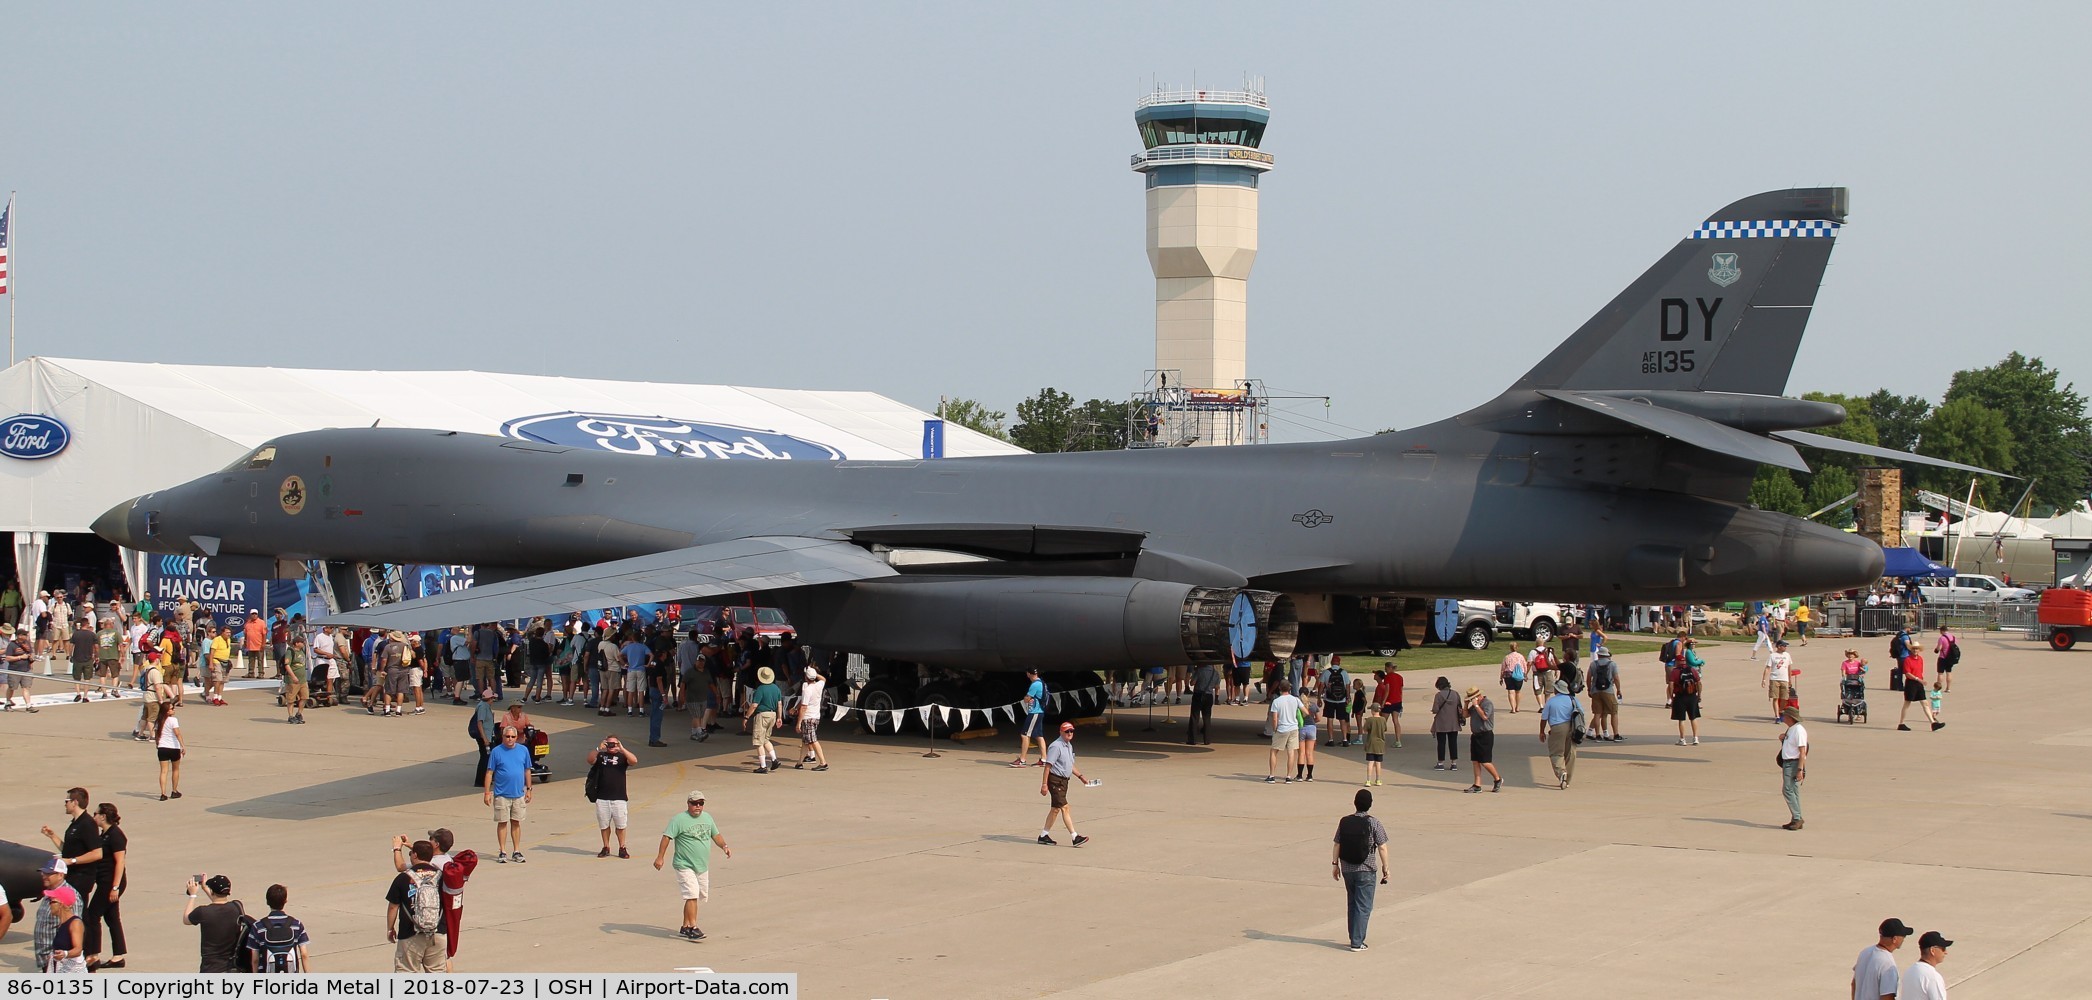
[7,191,15,367]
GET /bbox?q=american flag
[0,200,9,295]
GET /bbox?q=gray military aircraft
[95,187,1993,716]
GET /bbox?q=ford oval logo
[500,411,844,461]
[0,414,70,460]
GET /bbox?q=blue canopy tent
[1880,547,1953,579]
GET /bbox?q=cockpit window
[233,446,277,471]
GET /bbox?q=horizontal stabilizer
[1771,430,2014,478]
[317,536,896,632]
[1538,390,1808,471]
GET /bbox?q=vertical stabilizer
[1510,188,1847,396]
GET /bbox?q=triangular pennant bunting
[1003,705,1016,724]
[887,710,905,731]
[1050,691,1064,711]
[957,707,973,729]
[917,705,932,727]
[832,703,849,722]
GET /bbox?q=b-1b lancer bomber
[96,188,1989,714]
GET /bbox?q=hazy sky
[5,3,2088,442]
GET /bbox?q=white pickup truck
[1917,574,2036,604]
[1448,601,1570,650]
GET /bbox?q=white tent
[1951,511,2050,538]
[2038,510,2092,538]
[0,357,1024,606]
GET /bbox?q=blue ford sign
[501,411,843,460]
[0,414,70,460]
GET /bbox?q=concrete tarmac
[1,633,2087,998]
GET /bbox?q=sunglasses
[501,733,519,739]
[687,800,705,806]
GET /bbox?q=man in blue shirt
[1011,667,1048,767]
[620,636,650,719]
[1538,680,1579,789]
[484,725,534,863]
[1037,721,1090,847]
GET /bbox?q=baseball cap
[480,688,496,700]
[40,857,67,875]
[204,874,233,896]
[43,885,78,908]
[1879,918,1915,937]
[1059,722,1075,733]
[686,790,706,803]
[1775,639,1789,647]
[1919,931,1953,950]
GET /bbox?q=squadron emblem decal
[1707,252,1741,288]
[279,475,307,515]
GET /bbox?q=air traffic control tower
[1132,85,1273,447]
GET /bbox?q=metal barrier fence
[1999,600,2044,638]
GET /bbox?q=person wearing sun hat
[745,666,783,773]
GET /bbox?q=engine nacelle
[780,577,1293,671]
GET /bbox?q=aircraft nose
[91,498,138,549]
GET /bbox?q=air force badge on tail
[1707,253,1741,288]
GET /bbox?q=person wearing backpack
[245,884,311,973]
[1933,625,1961,693]
[1330,788,1390,952]
[385,840,448,972]
[1670,639,1705,746]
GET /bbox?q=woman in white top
[155,705,184,800]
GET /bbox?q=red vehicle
[2037,589,2092,650]
[682,606,795,646]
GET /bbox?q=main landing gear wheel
[856,681,904,734]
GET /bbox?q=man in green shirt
[745,667,782,773]
[94,620,123,696]
[283,635,310,724]
[653,790,732,942]
[0,582,20,628]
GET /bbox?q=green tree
[1866,390,1931,453]
[1795,391,1879,486]
[1750,467,1808,517]
[937,397,1009,442]
[1010,388,1131,453]
[1940,352,2092,511]
[1802,465,1857,526]
[1010,388,1077,453]
[1915,398,2014,501]
[1072,398,1133,451]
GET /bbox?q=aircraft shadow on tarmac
[208,758,481,820]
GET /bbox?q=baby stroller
[526,726,553,783]
[1835,672,1868,724]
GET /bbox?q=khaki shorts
[492,795,527,823]
[675,868,710,901]
[286,680,309,706]
[1270,729,1300,752]
[1767,680,1790,703]
[1592,690,1619,715]
[752,711,777,746]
